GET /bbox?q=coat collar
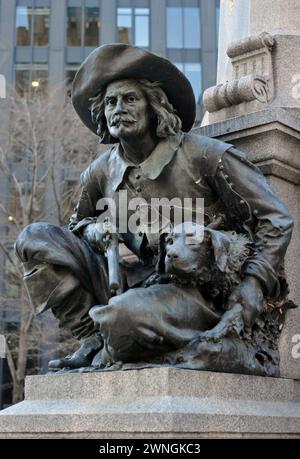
[108,132,184,191]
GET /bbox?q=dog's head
[164,222,233,280]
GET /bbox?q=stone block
[0,368,300,438]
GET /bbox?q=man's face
[104,80,152,140]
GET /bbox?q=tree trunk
[12,285,33,404]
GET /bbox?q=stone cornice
[195,108,300,185]
[195,108,300,139]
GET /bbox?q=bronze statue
[15,44,295,376]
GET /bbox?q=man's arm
[212,147,294,327]
[68,164,106,252]
[220,147,293,295]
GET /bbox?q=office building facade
[0,0,220,407]
[1,0,220,112]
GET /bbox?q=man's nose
[115,98,127,113]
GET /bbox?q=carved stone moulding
[203,32,275,113]
[203,75,270,113]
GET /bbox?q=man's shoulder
[180,132,233,176]
[182,132,232,156]
[80,147,113,186]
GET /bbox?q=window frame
[173,61,202,104]
[14,62,48,97]
[166,2,201,50]
[15,0,50,48]
[66,2,101,48]
[116,3,150,48]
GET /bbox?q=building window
[16,2,50,46]
[65,65,79,87]
[65,65,79,97]
[216,0,221,44]
[85,7,100,46]
[67,4,100,47]
[33,7,50,45]
[167,3,201,49]
[67,7,82,46]
[15,67,30,96]
[174,62,202,104]
[15,64,48,97]
[117,7,149,47]
[16,6,32,46]
[4,251,21,299]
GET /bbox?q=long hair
[89,79,182,143]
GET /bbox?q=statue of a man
[15,45,293,374]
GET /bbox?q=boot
[48,333,103,370]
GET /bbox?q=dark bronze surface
[15,45,295,376]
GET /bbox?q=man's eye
[106,99,116,106]
[127,96,136,103]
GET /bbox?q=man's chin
[109,127,129,139]
[109,126,135,139]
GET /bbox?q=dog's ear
[205,228,231,273]
[157,233,168,272]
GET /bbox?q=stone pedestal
[200,0,300,379]
[0,368,300,438]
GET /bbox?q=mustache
[110,115,137,126]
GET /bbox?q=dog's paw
[198,327,227,343]
[199,316,244,343]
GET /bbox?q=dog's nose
[167,252,179,260]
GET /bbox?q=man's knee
[90,293,133,331]
[15,222,59,262]
[20,222,56,239]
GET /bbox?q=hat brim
[72,44,196,141]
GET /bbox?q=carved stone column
[197,0,300,379]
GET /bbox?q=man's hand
[227,275,264,328]
[82,223,106,253]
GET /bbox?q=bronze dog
[163,222,253,341]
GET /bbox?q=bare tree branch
[5,343,17,387]
[0,85,103,403]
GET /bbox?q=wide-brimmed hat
[72,44,196,139]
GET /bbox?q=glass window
[117,8,133,44]
[167,6,201,49]
[4,252,21,299]
[216,1,220,44]
[135,8,149,47]
[31,67,48,94]
[174,62,202,103]
[16,6,33,46]
[84,7,100,46]
[16,4,49,46]
[8,182,23,227]
[167,8,183,49]
[15,64,48,97]
[183,8,200,48]
[65,67,78,87]
[15,68,30,96]
[67,6,100,47]
[67,6,82,46]
[117,7,149,47]
[33,7,50,46]
[65,66,79,98]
